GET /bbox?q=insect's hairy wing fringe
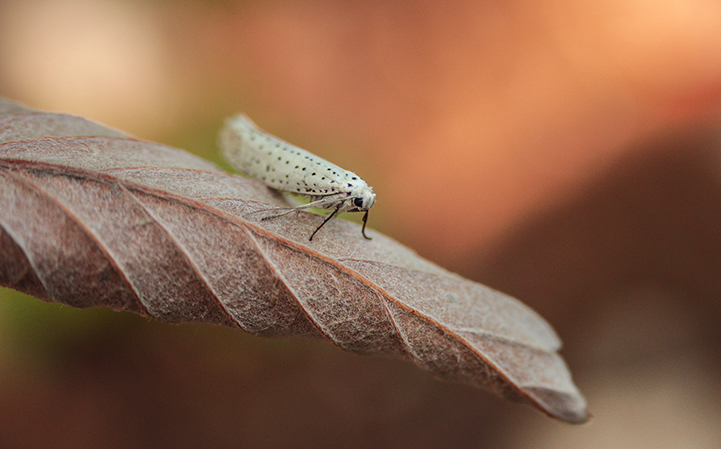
[243,206,298,220]
[244,196,346,223]
[286,195,348,211]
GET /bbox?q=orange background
[1,0,721,447]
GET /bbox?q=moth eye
[353,197,364,208]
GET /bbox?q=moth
[220,115,376,241]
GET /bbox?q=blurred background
[1,0,721,447]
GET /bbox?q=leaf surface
[0,98,588,423]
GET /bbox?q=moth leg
[361,210,372,240]
[309,204,342,241]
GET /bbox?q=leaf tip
[523,386,591,424]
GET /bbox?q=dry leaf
[0,98,588,423]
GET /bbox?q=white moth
[219,115,376,241]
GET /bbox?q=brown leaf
[0,98,588,423]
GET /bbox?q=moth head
[350,185,376,211]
